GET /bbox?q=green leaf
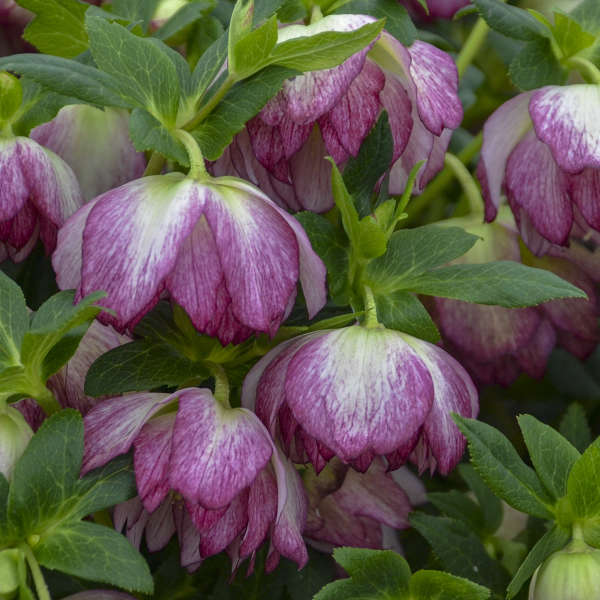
[192,65,299,160]
[7,410,83,535]
[570,0,600,35]
[153,0,216,41]
[231,15,278,77]
[228,0,254,73]
[85,15,180,124]
[458,464,503,534]
[365,225,480,291]
[332,0,417,46]
[343,111,394,219]
[84,340,203,396]
[517,414,580,500]
[190,29,229,103]
[472,0,551,40]
[560,403,592,453]
[509,38,566,91]
[428,491,486,533]
[373,290,440,342]
[453,416,555,519]
[35,521,153,593]
[409,514,509,593]
[268,20,384,72]
[128,108,189,165]
[506,525,570,599]
[397,262,586,307]
[18,0,89,58]
[0,474,9,542]
[0,54,131,109]
[567,437,600,519]
[409,570,491,600]
[111,0,161,31]
[552,12,596,57]
[0,271,28,370]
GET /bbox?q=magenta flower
[52,173,326,342]
[213,14,462,212]
[82,388,308,571]
[0,135,82,261]
[478,85,600,254]
[31,105,146,201]
[0,1,32,56]
[243,325,478,475]
[400,0,470,20]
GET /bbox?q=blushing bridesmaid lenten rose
[242,325,478,475]
[52,172,326,343]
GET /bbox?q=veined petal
[284,327,434,461]
[80,174,203,329]
[145,497,176,552]
[0,201,37,250]
[169,388,273,509]
[530,85,600,173]
[478,92,533,220]
[0,137,28,221]
[570,168,600,231]
[173,502,202,571]
[506,130,572,245]
[81,391,175,474]
[379,73,413,161]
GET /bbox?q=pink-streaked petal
[0,137,28,221]
[134,413,175,513]
[403,337,478,475]
[515,318,556,379]
[379,73,413,161]
[570,168,600,232]
[12,398,45,432]
[530,85,600,173]
[80,175,203,329]
[169,388,273,509]
[478,92,533,221]
[506,130,572,246]
[285,328,434,461]
[114,497,148,550]
[0,201,37,250]
[173,502,202,571]
[145,497,176,552]
[82,392,175,474]
[407,41,462,135]
[32,105,145,201]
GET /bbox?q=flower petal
[0,137,28,221]
[145,497,176,552]
[570,168,600,231]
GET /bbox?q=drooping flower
[52,172,326,343]
[0,404,33,480]
[400,0,470,20]
[478,85,600,254]
[213,14,462,212]
[31,105,146,201]
[0,1,32,57]
[242,325,478,475]
[82,387,308,571]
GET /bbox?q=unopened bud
[0,407,33,481]
[0,72,22,123]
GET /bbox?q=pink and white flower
[53,172,326,343]
[479,85,600,253]
[401,0,470,20]
[242,325,478,475]
[213,14,463,212]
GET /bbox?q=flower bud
[0,71,22,123]
[529,540,600,600]
[0,406,33,481]
[0,548,21,600]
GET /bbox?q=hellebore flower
[31,105,146,201]
[303,458,412,551]
[213,14,462,212]
[478,85,600,253]
[430,215,600,386]
[82,388,308,571]
[53,171,326,343]
[529,539,600,600]
[0,0,32,56]
[242,325,478,475]
[0,404,33,480]
[400,0,470,20]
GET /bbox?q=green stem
[208,363,230,408]
[456,17,490,78]
[174,130,209,180]
[33,386,61,416]
[143,152,166,177]
[443,152,484,215]
[183,74,237,132]
[361,286,379,328]
[568,56,600,85]
[20,543,50,600]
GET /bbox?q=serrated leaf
[410,513,509,593]
[86,15,180,124]
[517,414,580,500]
[409,570,491,600]
[509,38,565,91]
[19,0,89,58]
[472,0,550,40]
[192,65,299,160]
[190,29,229,104]
[567,437,600,519]
[35,521,153,593]
[506,525,570,599]
[332,0,417,46]
[559,403,592,453]
[453,416,554,519]
[111,0,161,31]
[397,262,585,308]
[153,1,215,41]
[0,271,28,370]
[458,464,503,534]
[428,491,486,533]
[373,290,440,342]
[552,12,596,57]
[84,340,203,396]
[231,15,278,77]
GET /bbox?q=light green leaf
[506,525,570,599]
[85,15,180,124]
[231,15,278,77]
[189,30,228,103]
[518,414,580,500]
[0,272,28,370]
[453,416,555,519]
[552,12,596,57]
[567,437,600,519]
[35,521,153,593]
[472,0,551,40]
[18,0,88,58]
[111,0,161,31]
[397,262,585,307]
[228,0,254,74]
[509,38,566,91]
[409,570,490,600]
[153,0,215,41]
[559,403,592,453]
